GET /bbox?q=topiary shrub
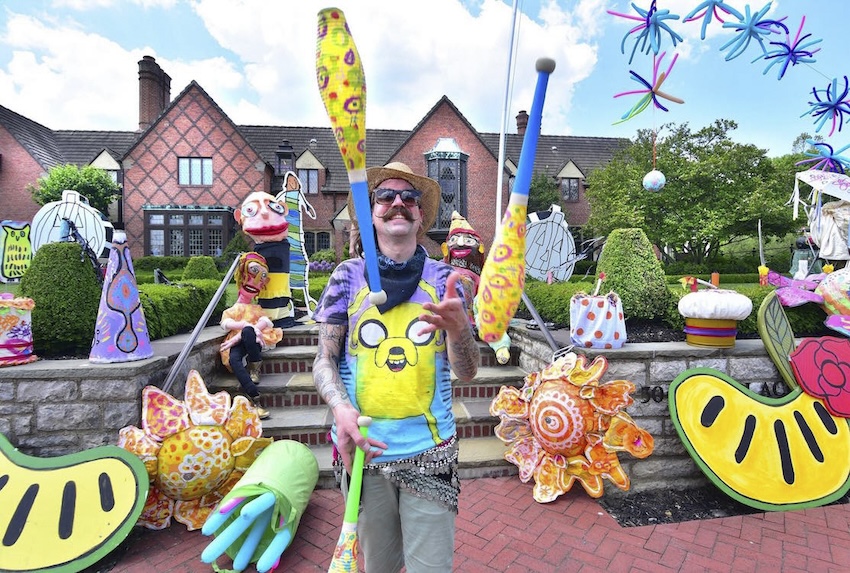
[19,242,102,357]
[182,256,220,281]
[217,230,252,269]
[596,228,670,321]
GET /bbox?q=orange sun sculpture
[490,352,654,502]
[118,370,272,530]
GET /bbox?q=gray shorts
[342,471,455,572]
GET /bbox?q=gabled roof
[237,125,409,193]
[53,132,136,165]
[0,104,65,170]
[1,92,627,190]
[479,132,626,180]
[120,80,268,165]
[399,95,499,163]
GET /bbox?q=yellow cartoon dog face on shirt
[350,299,444,442]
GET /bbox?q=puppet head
[234,252,270,303]
[442,211,485,277]
[235,191,289,244]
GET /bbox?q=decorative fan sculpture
[490,352,654,502]
[118,370,272,530]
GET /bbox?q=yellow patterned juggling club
[327,416,371,573]
[477,57,556,343]
[316,7,386,306]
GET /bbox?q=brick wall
[123,84,271,259]
[0,126,44,223]
[384,101,507,255]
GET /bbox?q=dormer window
[561,178,580,203]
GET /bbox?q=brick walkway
[107,476,850,573]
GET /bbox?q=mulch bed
[599,486,850,527]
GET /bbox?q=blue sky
[1,1,847,157]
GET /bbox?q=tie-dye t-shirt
[313,257,457,463]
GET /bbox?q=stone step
[249,395,511,446]
[209,365,527,409]
[303,435,516,490]
[248,330,520,376]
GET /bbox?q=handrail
[162,253,241,394]
[521,291,570,360]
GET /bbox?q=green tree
[585,119,796,265]
[28,164,120,215]
[527,173,560,213]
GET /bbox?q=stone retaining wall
[2,325,791,498]
[0,328,223,456]
[509,328,789,495]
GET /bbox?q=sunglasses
[373,188,422,207]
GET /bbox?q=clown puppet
[220,252,283,419]
[442,211,512,364]
[234,191,295,328]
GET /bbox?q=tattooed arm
[313,322,387,471]
[312,322,349,409]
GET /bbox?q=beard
[448,248,484,276]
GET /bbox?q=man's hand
[418,272,471,339]
[332,403,387,473]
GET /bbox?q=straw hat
[348,162,440,237]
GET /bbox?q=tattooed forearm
[313,323,349,409]
[447,326,479,382]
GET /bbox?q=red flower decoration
[790,337,850,417]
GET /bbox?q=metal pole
[162,253,241,394]
[521,291,559,353]
[495,0,520,227]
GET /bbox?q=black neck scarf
[366,245,427,313]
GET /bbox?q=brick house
[0,56,626,262]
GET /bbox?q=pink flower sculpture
[790,337,850,418]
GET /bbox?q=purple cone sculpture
[89,235,153,363]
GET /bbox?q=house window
[178,157,213,186]
[145,207,233,256]
[561,178,580,203]
[298,169,319,194]
[150,229,165,256]
[304,231,331,256]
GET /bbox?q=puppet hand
[201,491,293,573]
[219,333,242,351]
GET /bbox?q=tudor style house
[0,56,626,262]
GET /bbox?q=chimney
[138,56,172,131]
[516,110,529,136]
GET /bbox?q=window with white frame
[178,157,213,186]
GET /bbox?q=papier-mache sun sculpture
[118,370,272,530]
[490,352,654,503]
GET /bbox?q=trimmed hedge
[133,255,190,271]
[182,256,221,280]
[664,285,831,337]
[19,242,102,357]
[596,228,670,320]
[519,280,831,338]
[138,279,228,340]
